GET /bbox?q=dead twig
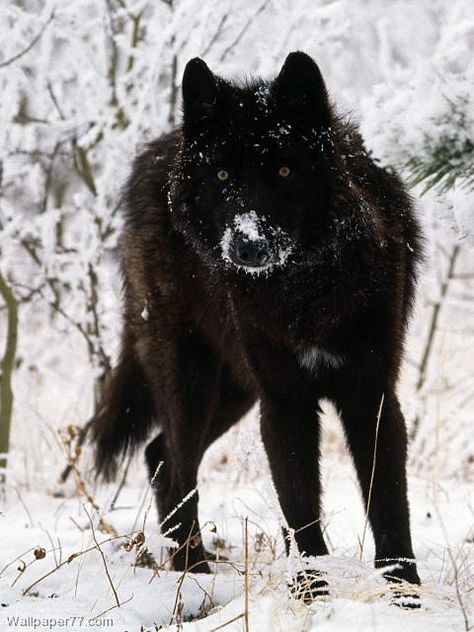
[244,517,250,632]
[170,521,195,625]
[22,529,139,595]
[359,393,384,560]
[58,425,116,535]
[84,505,121,608]
[91,593,134,622]
[0,546,37,578]
[109,453,133,510]
[58,417,94,484]
[433,505,472,631]
[209,613,245,632]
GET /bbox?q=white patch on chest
[141,300,149,321]
[299,346,344,373]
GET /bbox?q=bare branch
[410,243,461,441]
[0,12,55,70]
[84,506,120,608]
[201,11,230,58]
[220,1,270,62]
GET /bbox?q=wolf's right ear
[182,58,218,124]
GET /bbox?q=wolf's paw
[390,589,421,610]
[376,558,420,608]
[289,570,329,604]
[381,563,421,609]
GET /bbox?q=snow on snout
[234,210,265,241]
[220,211,294,275]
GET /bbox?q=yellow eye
[278,166,291,178]
[217,169,229,182]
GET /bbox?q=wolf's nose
[231,236,270,268]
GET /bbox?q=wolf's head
[170,52,343,277]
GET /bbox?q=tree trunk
[0,272,18,492]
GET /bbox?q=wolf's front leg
[335,382,420,595]
[259,387,330,603]
[260,395,328,560]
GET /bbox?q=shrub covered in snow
[362,19,474,241]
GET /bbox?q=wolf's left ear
[182,58,219,123]
[275,52,330,126]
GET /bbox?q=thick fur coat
[92,52,422,597]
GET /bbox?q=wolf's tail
[91,331,156,481]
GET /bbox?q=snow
[361,48,474,242]
[255,85,271,108]
[1,1,473,631]
[447,183,474,241]
[233,211,264,242]
[0,417,472,630]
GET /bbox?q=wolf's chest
[298,346,344,374]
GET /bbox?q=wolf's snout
[231,235,270,268]
[220,211,293,273]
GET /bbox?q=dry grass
[1,399,472,630]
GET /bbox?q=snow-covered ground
[1,409,473,631]
[1,1,473,630]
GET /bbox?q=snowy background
[0,1,473,630]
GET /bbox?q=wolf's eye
[216,169,230,182]
[278,166,291,178]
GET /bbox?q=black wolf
[92,52,422,597]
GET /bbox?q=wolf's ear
[275,52,330,126]
[182,58,218,124]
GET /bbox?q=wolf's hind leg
[144,363,255,570]
[205,365,255,448]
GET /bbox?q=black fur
[92,52,422,593]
